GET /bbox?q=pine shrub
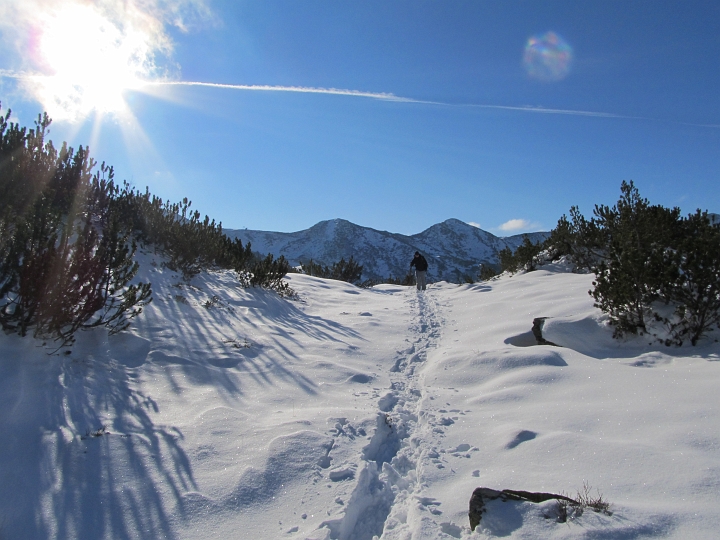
[663,210,720,345]
[478,264,498,281]
[248,253,293,295]
[590,181,681,337]
[498,236,543,273]
[379,271,416,287]
[547,180,720,345]
[0,104,295,346]
[301,257,363,285]
[114,187,254,279]
[498,246,517,273]
[0,107,151,346]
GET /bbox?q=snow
[2,251,720,539]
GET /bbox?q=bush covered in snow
[498,235,545,273]
[115,184,292,292]
[497,180,720,345]
[550,181,720,345]
[0,106,293,346]
[301,256,364,285]
[0,107,152,346]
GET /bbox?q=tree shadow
[51,354,194,539]
[0,275,373,539]
[0,335,193,539]
[140,280,367,400]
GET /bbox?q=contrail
[0,69,37,80]
[2,70,718,127]
[145,80,621,117]
[139,80,651,121]
[474,104,625,118]
[142,80,415,102]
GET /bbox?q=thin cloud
[467,222,482,229]
[497,219,541,232]
[472,104,628,118]
[0,0,212,60]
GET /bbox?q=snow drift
[1,254,719,539]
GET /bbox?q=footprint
[415,496,441,507]
[328,465,356,481]
[440,522,462,538]
[506,429,537,449]
[378,393,399,412]
[348,373,373,384]
[451,443,472,453]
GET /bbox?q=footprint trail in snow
[319,289,453,540]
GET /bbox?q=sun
[32,3,151,119]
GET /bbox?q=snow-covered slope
[2,256,719,540]
[225,219,548,282]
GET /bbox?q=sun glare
[32,3,152,119]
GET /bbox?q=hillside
[1,255,719,539]
[225,219,549,282]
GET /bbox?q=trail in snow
[318,288,449,540]
[4,269,720,540]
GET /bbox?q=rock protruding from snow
[468,488,577,531]
[531,317,559,346]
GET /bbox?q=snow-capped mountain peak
[225,219,549,281]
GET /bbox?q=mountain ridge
[225,218,549,282]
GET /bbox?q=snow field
[1,253,719,539]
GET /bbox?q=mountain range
[225,218,549,282]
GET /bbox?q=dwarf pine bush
[660,210,720,345]
[115,187,255,278]
[0,105,294,346]
[546,181,720,345]
[498,236,544,273]
[478,264,499,281]
[589,181,681,336]
[301,256,363,285]
[0,107,151,345]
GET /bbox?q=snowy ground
[1,253,720,539]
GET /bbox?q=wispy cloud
[497,219,542,232]
[467,222,483,229]
[8,61,715,126]
[0,0,215,40]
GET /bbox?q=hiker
[410,251,429,291]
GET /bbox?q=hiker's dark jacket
[411,254,428,272]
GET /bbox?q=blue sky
[1,0,719,235]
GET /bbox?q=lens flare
[523,31,573,82]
